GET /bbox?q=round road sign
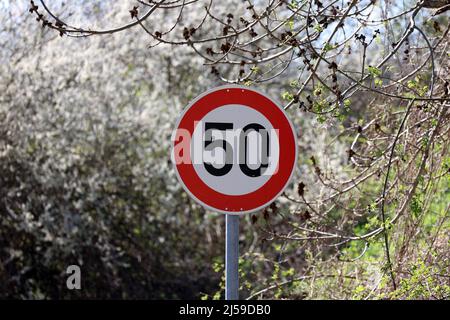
[172,85,297,214]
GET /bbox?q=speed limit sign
[172,85,297,214]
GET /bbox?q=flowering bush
[1,0,449,299]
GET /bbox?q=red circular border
[173,86,297,213]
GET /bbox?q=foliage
[0,0,449,299]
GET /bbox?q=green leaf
[367,66,381,77]
[375,78,383,87]
[344,99,351,107]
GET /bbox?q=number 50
[203,122,270,177]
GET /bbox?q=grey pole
[225,214,239,300]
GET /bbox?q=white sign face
[172,85,298,214]
[191,104,280,196]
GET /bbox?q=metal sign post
[225,214,239,300]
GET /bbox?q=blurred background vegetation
[0,1,448,299]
